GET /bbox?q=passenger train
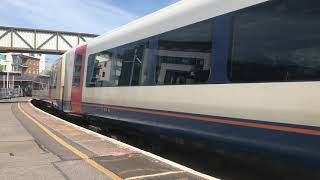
[48,0,320,169]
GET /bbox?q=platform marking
[18,103,123,180]
[62,132,82,136]
[125,171,184,180]
[58,129,82,135]
[30,101,218,180]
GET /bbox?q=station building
[0,53,49,95]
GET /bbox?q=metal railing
[0,88,23,99]
[32,89,49,98]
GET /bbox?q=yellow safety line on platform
[18,103,122,180]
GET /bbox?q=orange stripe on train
[80,102,320,136]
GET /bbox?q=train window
[116,41,149,86]
[86,40,149,87]
[155,19,213,85]
[86,50,117,87]
[229,0,320,82]
[50,63,58,89]
[72,54,82,87]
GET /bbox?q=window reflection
[86,19,215,87]
[87,51,115,87]
[72,54,82,87]
[116,41,148,86]
[50,61,59,89]
[156,20,213,85]
[229,0,320,82]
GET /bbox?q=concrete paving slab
[0,124,33,142]
[0,102,34,142]
[66,133,102,142]
[79,140,132,157]
[0,140,46,156]
[92,153,178,179]
[0,152,60,169]
[0,164,66,180]
[54,159,112,180]
[57,129,82,135]
[0,120,23,127]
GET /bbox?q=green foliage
[44,69,51,76]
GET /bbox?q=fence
[0,88,23,99]
[32,89,49,98]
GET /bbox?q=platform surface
[0,98,217,180]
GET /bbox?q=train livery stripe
[73,101,320,136]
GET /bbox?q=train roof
[83,0,268,54]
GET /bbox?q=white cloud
[0,0,139,34]
[0,0,178,65]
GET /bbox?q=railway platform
[0,97,218,180]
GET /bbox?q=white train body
[49,0,320,165]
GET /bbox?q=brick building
[0,54,49,96]
[17,55,40,79]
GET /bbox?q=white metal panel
[40,35,57,50]
[12,33,28,48]
[19,31,35,48]
[82,37,94,43]
[83,82,320,127]
[0,30,6,36]
[79,38,86,45]
[63,35,78,47]
[0,32,11,47]
[58,36,70,51]
[36,33,53,48]
[0,27,97,54]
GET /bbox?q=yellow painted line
[18,103,122,180]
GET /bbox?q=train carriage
[50,0,320,171]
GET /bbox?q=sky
[0,0,179,66]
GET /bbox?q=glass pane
[156,19,213,85]
[116,41,148,86]
[229,0,320,82]
[72,54,82,87]
[86,51,116,87]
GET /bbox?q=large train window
[86,50,117,87]
[155,19,213,85]
[229,0,320,82]
[116,40,148,86]
[86,40,149,87]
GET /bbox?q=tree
[44,69,51,76]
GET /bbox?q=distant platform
[0,97,217,180]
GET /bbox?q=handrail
[0,88,23,99]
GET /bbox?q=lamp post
[6,70,9,89]
[2,75,4,89]
[4,60,9,89]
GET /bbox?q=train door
[71,45,87,114]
